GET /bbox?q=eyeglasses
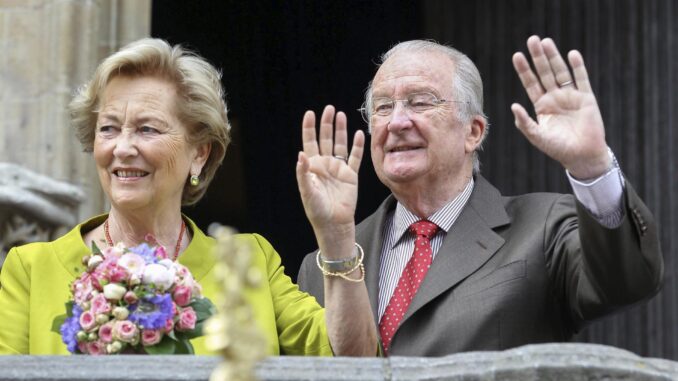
[358,92,458,123]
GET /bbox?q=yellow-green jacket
[0,215,332,356]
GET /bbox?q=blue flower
[60,304,83,353]
[128,294,174,330]
[128,243,158,264]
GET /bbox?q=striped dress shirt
[377,179,475,320]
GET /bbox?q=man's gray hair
[364,40,489,173]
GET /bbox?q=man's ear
[465,116,486,153]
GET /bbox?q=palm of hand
[512,37,611,178]
[301,155,358,227]
[531,89,606,167]
[296,106,365,233]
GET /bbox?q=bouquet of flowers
[52,238,215,355]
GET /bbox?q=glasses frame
[357,92,467,124]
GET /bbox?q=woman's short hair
[69,38,230,205]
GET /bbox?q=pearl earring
[190,174,200,186]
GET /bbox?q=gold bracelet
[316,243,365,283]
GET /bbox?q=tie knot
[410,220,439,240]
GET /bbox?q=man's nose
[387,101,413,132]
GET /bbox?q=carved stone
[0,0,152,266]
[0,343,677,381]
[0,162,85,267]
[0,0,152,223]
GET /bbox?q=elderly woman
[0,38,375,355]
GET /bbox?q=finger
[512,52,544,105]
[347,130,365,173]
[302,111,319,157]
[542,38,574,89]
[296,151,309,190]
[568,50,593,93]
[526,35,558,91]
[333,111,348,158]
[319,105,336,156]
[511,103,541,144]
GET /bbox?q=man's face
[369,51,475,192]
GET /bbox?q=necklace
[104,218,186,261]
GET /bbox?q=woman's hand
[296,105,365,256]
[511,35,611,179]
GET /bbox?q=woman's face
[93,75,209,214]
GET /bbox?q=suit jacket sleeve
[547,180,663,329]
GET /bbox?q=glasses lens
[372,98,395,116]
[408,93,438,112]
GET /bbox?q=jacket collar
[356,175,511,323]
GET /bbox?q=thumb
[511,103,540,142]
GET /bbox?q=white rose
[142,263,176,291]
[103,283,127,300]
[157,259,174,270]
[87,255,103,270]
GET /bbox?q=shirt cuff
[566,149,625,228]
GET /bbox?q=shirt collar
[391,177,475,247]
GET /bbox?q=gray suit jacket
[297,175,663,356]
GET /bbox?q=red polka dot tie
[379,220,439,354]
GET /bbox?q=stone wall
[0,0,151,223]
[1,344,678,381]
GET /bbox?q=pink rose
[73,275,95,304]
[98,322,114,343]
[172,285,192,307]
[141,329,163,346]
[117,253,146,277]
[123,291,138,305]
[164,318,174,333]
[90,293,112,315]
[176,307,197,331]
[112,320,139,344]
[79,311,97,332]
[87,340,106,355]
[155,246,168,260]
[108,267,128,283]
[78,341,88,354]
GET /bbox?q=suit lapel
[402,176,511,322]
[356,196,397,322]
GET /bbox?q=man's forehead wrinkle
[373,53,455,98]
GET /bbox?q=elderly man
[297,36,663,356]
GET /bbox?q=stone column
[0,0,151,222]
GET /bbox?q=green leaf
[91,241,102,255]
[143,336,176,355]
[176,320,206,340]
[64,301,74,317]
[166,329,178,341]
[173,338,195,355]
[189,298,216,322]
[51,314,67,334]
